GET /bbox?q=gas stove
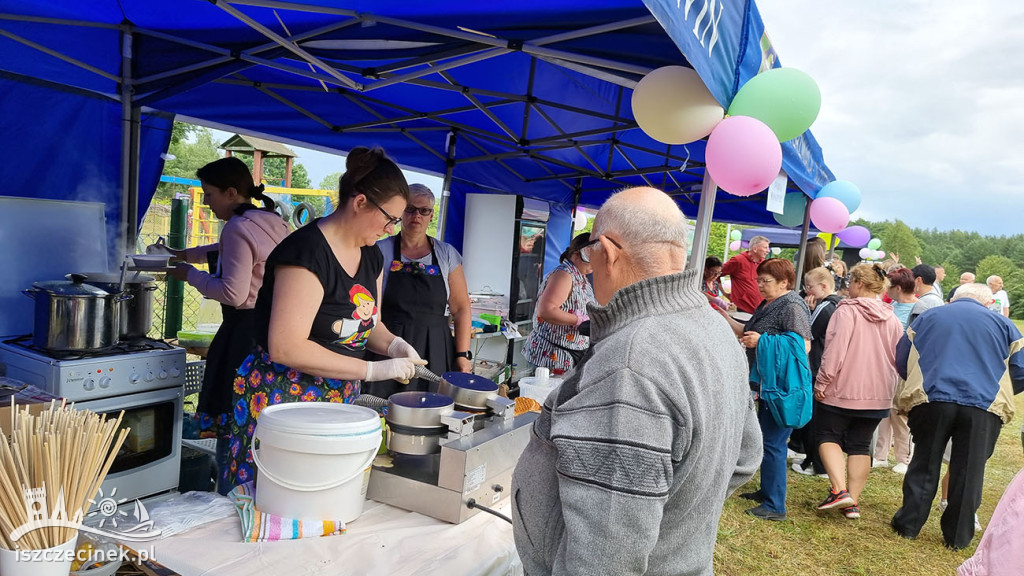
[0,335,186,402]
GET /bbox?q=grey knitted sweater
[511,269,762,576]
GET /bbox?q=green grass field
[713,397,1024,575]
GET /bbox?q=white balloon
[771,247,782,255]
[859,248,871,259]
[573,209,588,231]
[632,66,725,145]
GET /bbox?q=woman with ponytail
[165,156,289,493]
[522,232,596,375]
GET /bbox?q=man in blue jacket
[891,283,1024,549]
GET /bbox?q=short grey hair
[592,188,689,275]
[960,272,975,283]
[952,283,993,305]
[408,183,435,205]
[750,235,770,248]
[987,275,1002,285]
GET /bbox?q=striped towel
[228,482,347,542]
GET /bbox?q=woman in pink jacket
[813,263,904,519]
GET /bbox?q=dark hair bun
[337,146,409,206]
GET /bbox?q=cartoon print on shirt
[331,284,377,349]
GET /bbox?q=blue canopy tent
[0,0,834,275]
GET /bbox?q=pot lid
[32,275,111,296]
[256,402,381,436]
[441,372,499,392]
[389,391,455,410]
[76,272,156,284]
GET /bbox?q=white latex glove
[364,357,428,383]
[387,336,422,361]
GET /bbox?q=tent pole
[120,30,139,256]
[686,171,717,285]
[436,130,458,241]
[723,223,731,261]
[795,195,813,290]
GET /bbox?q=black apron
[364,234,453,398]
[197,204,259,422]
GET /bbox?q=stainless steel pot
[386,391,454,455]
[79,272,157,340]
[437,372,499,410]
[22,274,130,351]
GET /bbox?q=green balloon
[728,68,821,142]
[868,238,882,250]
[773,192,807,228]
[730,229,742,241]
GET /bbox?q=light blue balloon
[773,192,807,228]
[817,180,861,213]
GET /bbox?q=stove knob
[98,377,111,389]
[83,379,95,391]
[158,370,168,380]
[170,367,181,378]
[145,371,155,382]
[130,373,141,384]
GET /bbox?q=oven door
[76,385,183,503]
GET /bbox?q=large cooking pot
[385,391,455,455]
[437,372,499,410]
[79,272,157,340]
[22,274,130,351]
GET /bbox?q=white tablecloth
[147,499,523,576]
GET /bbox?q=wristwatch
[454,351,473,360]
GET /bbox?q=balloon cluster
[857,238,884,260]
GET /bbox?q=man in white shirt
[910,264,944,325]
[987,275,1011,317]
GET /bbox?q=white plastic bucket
[0,532,77,576]
[253,403,382,523]
[518,376,564,403]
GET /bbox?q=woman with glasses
[522,233,596,376]
[365,184,474,398]
[222,147,426,491]
[719,258,811,521]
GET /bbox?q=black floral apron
[364,233,453,397]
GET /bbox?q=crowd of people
[166,154,1023,574]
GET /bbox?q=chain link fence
[138,205,208,340]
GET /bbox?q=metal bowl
[386,391,454,429]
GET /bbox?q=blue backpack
[750,332,813,429]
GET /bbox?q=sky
[757,1,1024,236]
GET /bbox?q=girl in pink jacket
[813,263,905,519]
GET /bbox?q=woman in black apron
[365,183,473,398]
[166,157,289,494]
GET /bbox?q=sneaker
[787,449,806,461]
[892,462,909,475]
[792,462,817,476]
[817,488,856,511]
[975,514,983,532]
[842,504,861,519]
[746,505,787,521]
[872,458,890,468]
[739,490,765,502]
[938,499,948,512]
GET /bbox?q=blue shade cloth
[0,0,833,252]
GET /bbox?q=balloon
[729,240,741,252]
[817,180,861,213]
[741,241,750,249]
[837,225,870,248]
[859,248,871,259]
[730,229,742,241]
[573,209,588,231]
[771,247,782,255]
[867,237,882,250]
[809,197,850,233]
[875,250,887,260]
[773,192,807,228]
[706,116,783,197]
[631,66,725,145]
[817,232,834,248]
[727,67,822,142]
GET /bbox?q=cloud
[759,1,1024,234]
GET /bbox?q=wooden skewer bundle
[0,400,128,551]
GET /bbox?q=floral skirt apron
[222,346,360,489]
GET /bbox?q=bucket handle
[251,443,377,492]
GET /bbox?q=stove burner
[3,334,175,361]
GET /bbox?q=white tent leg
[436,130,457,241]
[120,31,139,258]
[686,171,717,286]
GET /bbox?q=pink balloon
[837,225,870,247]
[809,197,850,233]
[706,116,783,197]
[729,240,742,252]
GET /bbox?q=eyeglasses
[756,277,777,285]
[404,206,434,217]
[579,235,623,263]
[367,197,402,228]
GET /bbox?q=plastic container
[253,403,382,523]
[0,532,77,576]
[518,368,563,403]
[176,330,215,348]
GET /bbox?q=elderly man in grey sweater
[512,187,762,576]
